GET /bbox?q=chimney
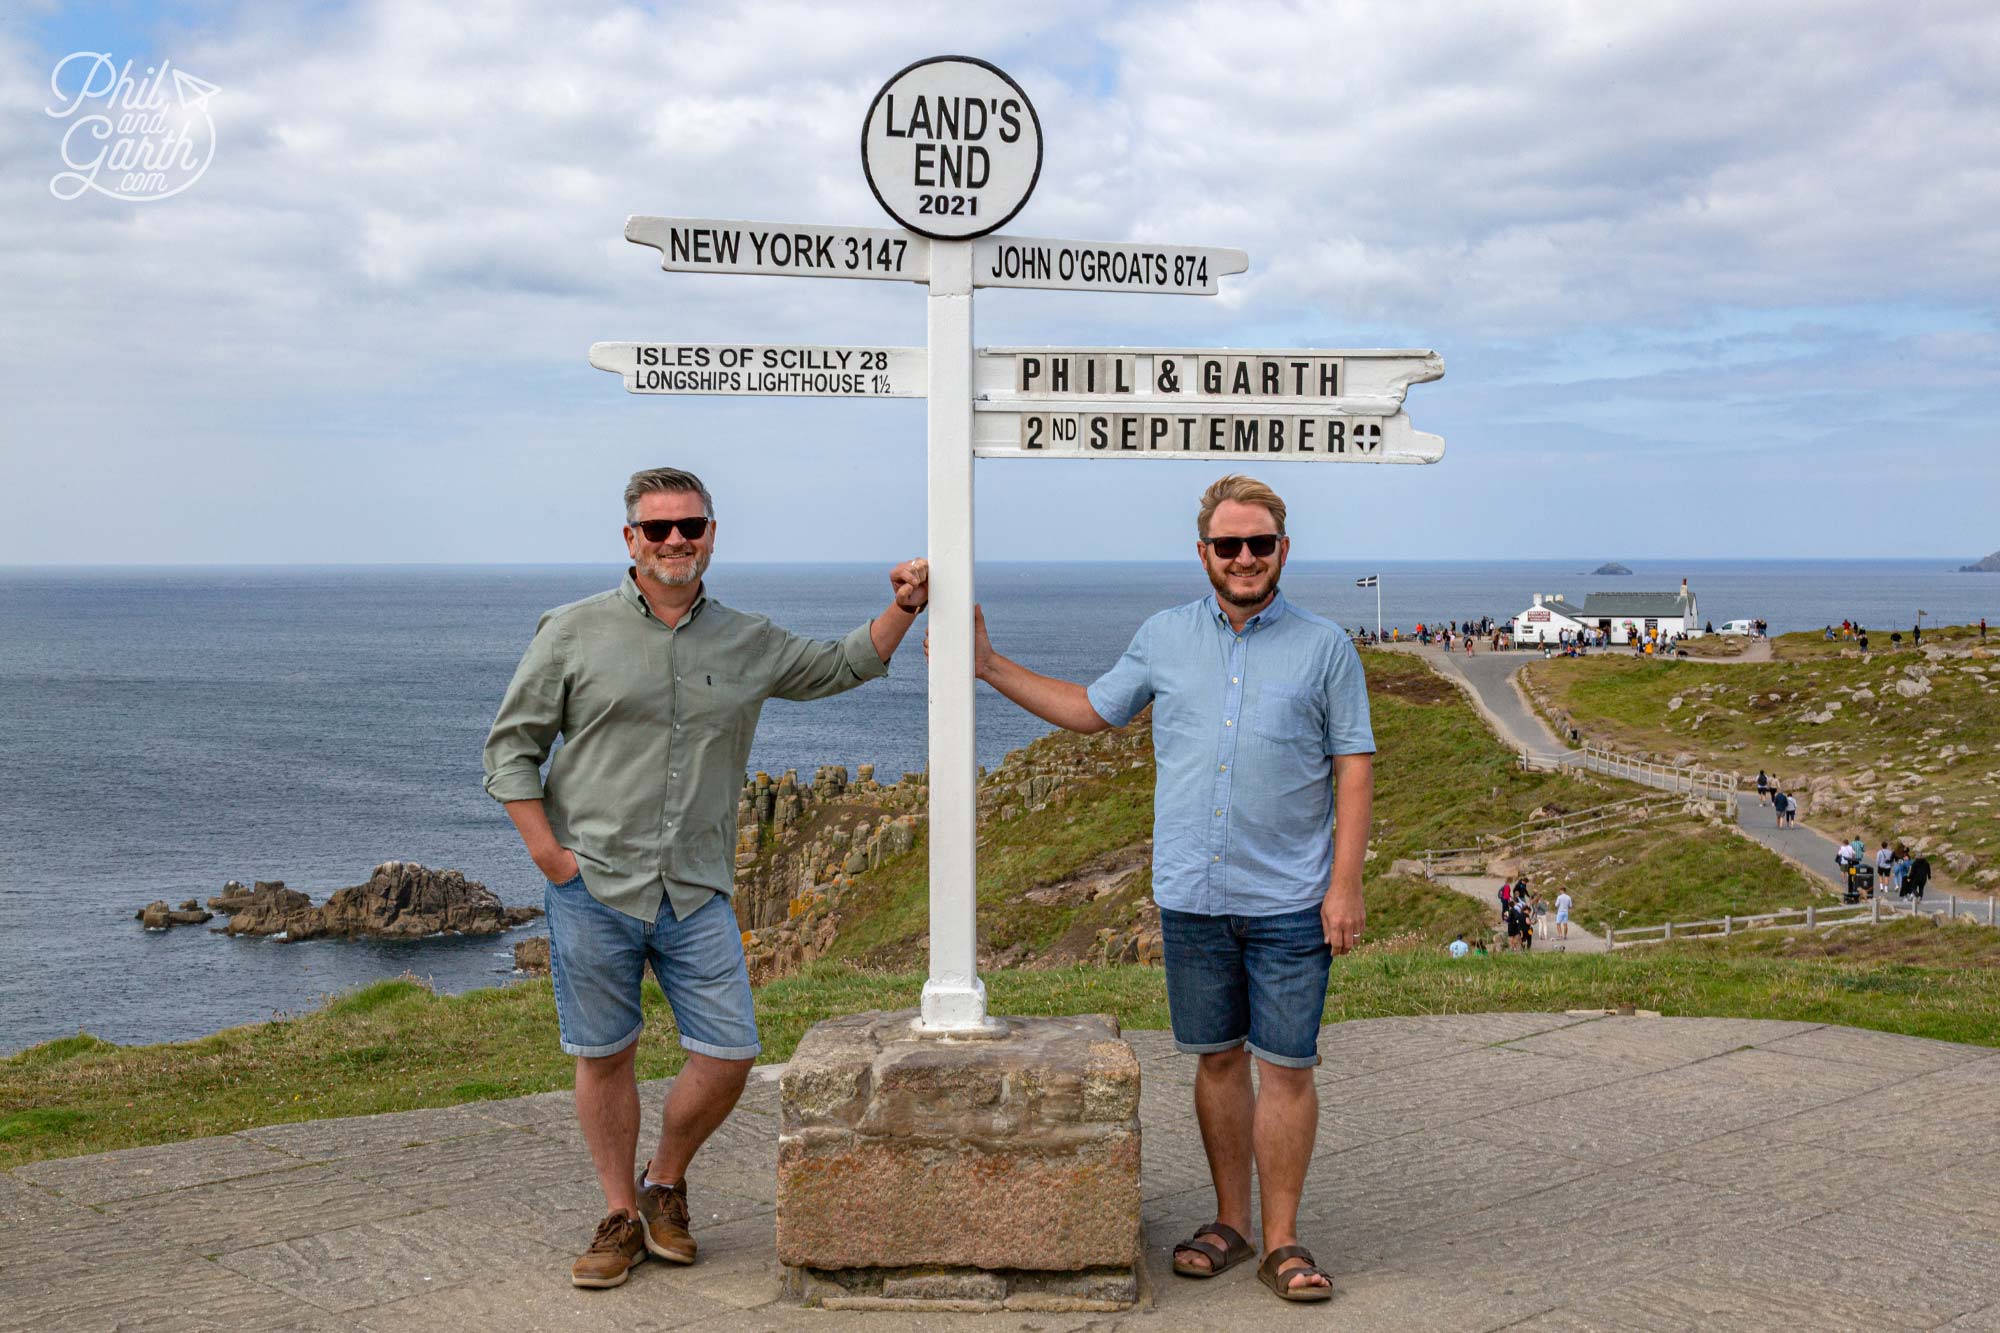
[1533,593,1542,607]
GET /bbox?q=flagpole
[1376,575,1382,643]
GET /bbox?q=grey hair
[624,467,714,522]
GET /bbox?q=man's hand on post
[890,558,929,613]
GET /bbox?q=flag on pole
[1355,575,1379,587]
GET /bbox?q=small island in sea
[1591,561,1633,575]
[1959,550,2000,572]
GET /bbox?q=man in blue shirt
[971,475,1372,1303]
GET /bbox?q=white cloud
[1,0,1996,563]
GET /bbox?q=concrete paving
[8,1014,2000,1330]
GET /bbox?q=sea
[2,559,1991,1054]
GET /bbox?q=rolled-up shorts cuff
[1173,1035,1247,1056]
[1247,1040,1321,1069]
[679,1033,761,1061]
[561,1020,644,1060]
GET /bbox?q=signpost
[593,55,1444,1033]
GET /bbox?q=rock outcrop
[1957,550,2000,573]
[135,899,212,929]
[224,862,541,941]
[514,936,551,974]
[1592,562,1634,575]
[208,880,306,915]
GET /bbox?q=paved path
[8,1014,2000,1330]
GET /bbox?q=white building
[1511,580,1700,646]
[1576,580,1699,644]
[1511,593,1587,645]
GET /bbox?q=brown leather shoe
[571,1211,647,1289]
[635,1161,696,1264]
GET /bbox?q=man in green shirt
[484,466,928,1289]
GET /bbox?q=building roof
[1577,591,1693,618]
[1513,601,1585,624]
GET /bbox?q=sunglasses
[632,516,710,543]
[1202,534,1281,559]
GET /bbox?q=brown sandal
[1172,1222,1253,1277]
[1258,1245,1334,1302]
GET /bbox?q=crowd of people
[1755,771,1932,903]
[1754,770,1801,828]
[1411,619,1496,654]
[1448,876,1574,956]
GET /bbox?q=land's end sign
[861,55,1041,240]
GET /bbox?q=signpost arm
[918,239,991,1031]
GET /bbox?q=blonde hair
[1197,475,1287,538]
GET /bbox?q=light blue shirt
[1449,939,1470,958]
[1086,591,1375,917]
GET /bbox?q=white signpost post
[594,55,1444,1035]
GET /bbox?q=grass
[1523,626,2000,889]
[12,930,2000,1166]
[812,649,1628,970]
[1508,817,1830,932]
[1364,651,1640,859]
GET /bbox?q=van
[1718,618,1756,636]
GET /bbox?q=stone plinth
[777,1009,1141,1311]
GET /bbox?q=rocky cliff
[1959,550,2000,572]
[734,717,1163,985]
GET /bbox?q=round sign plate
[861,55,1042,241]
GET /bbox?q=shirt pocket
[1252,682,1320,744]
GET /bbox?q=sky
[3,0,1997,565]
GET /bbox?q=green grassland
[1510,817,1831,933]
[1524,627,2000,889]
[812,648,1631,970]
[12,926,2000,1167]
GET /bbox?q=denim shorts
[1159,905,1332,1068]
[543,874,761,1061]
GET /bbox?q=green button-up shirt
[483,571,889,923]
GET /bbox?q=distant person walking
[1554,890,1572,939]
[1908,855,1931,901]
[1756,770,1769,803]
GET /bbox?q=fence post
[1872,895,1881,924]
[1605,924,1614,948]
[1806,904,1816,927]
[1723,915,1732,936]
[1663,920,1673,941]
[1948,896,1957,921]
[1990,897,1996,926]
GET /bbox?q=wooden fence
[1519,744,1737,803]
[1604,891,2000,948]
[1419,791,1708,876]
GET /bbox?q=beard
[638,546,710,588]
[1206,559,1280,608]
